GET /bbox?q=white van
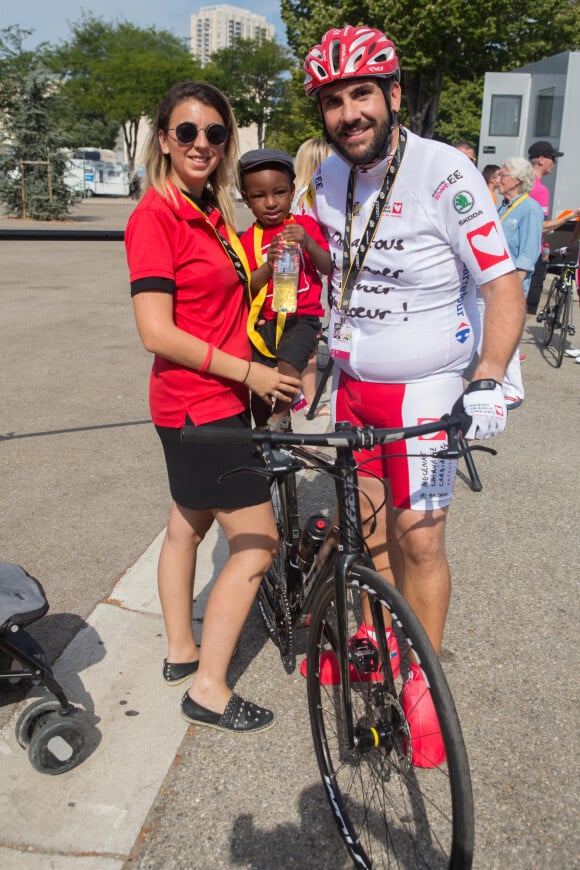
[64,148,130,197]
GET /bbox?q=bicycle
[182,413,490,868]
[536,248,577,367]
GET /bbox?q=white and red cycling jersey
[304,129,516,383]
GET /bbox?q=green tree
[47,16,200,172]
[202,37,295,148]
[0,27,73,219]
[0,26,36,113]
[281,0,580,138]
[434,78,485,146]
[265,69,324,153]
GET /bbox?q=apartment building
[190,4,275,66]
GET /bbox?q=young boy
[239,149,332,429]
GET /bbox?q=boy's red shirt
[240,214,328,320]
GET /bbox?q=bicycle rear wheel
[540,277,559,346]
[306,565,473,869]
[257,478,295,669]
[555,286,571,367]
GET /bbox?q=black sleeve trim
[131,277,175,297]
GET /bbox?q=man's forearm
[473,272,526,383]
[544,209,580,233]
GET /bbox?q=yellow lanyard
[500,193,529,222]
[180,191,275,357]
[181,191,252,289]
[248,217,295,355]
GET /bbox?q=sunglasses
[167,122,228,147]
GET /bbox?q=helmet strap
[375,79,399,161]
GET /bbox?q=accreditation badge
[329,310,352,361]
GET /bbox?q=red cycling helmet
[304,25,400,98]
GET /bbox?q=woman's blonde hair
[502,157,535,195]
[293,137,333,207]
[143,81,239,229]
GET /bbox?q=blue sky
[0,1,286,50]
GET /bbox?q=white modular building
[478,51,580,219]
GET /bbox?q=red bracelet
[198,344,214,374]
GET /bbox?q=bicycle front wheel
[541,277,559,346]
[306,565,473,869]
[555,286,571,367]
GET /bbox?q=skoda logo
[454,191,475,214]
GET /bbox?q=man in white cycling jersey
[301,25,525,766]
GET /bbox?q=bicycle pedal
[349,637,380,675]
[568,326,576,336]
[536,313,544,322]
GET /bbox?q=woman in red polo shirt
[125,81,299,734]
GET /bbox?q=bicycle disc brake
[354,686,411,773]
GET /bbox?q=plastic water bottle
[272,241,300,313]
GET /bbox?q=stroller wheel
[15,697,63,748]
[28,710,87,774]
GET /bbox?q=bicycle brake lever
[465,444,497,456]
[219,448,304,482]
[435,444,497,460]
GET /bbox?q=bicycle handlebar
[549,248,578,269]
[180,412,472,451]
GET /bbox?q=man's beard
[330,116,392,166]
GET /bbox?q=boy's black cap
[528,140,564,160]
[239,148,295,179]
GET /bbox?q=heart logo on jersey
[466,221,509,270]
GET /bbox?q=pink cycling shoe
[300,622,400,684]
[401,664,446,768]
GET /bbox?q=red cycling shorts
[331,370,464,511]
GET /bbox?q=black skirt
[155,411,270,510]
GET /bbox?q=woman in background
[495,157,543,407]
[292,137,333,415]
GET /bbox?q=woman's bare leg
[186,500,278,713]
[158,501,214,664]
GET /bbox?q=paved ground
[0,198,578,869]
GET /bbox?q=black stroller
[0,562,88,774]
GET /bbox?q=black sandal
[163,659,199,686]
[181,692,275,733]
[163,645,239,686]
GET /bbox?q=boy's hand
[281,224,307,248]
[266,234,285,270]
